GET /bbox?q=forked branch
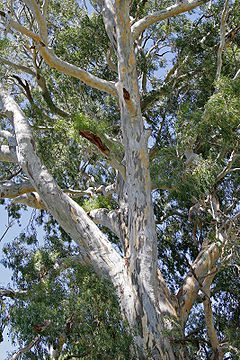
[131,0,209,40]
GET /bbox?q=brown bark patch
[79,129,110,156]
[123,88,130,101]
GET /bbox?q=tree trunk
[107,1,179,358]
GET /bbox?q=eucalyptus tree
[0,0,239,359]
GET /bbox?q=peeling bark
[108,1,177,357]
[78,129,110,156]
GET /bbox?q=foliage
[1,234,133,359]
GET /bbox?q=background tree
[0,0,239,359]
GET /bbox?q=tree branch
[177,190,232,326]
[88,208,121,238]
[216,149,238,182]
[40,47,117,96]
[216,0,229,80]
[0,220,14,242]
[131,0,209,41]
[22,0,48,44]
[0,56,70,117]
[177,240,221,325]
[0,83,124,283]
[202,271,224,360]
[9,335,41,360]
[0,57,35,76]
[0,130,17,146]
[0,12,118,97]
[10,185,116,210]
[0,288,28,298]
[42,0,49,19]
[36,74,70,117]
[12,191,46,209]
[0,180,34,199]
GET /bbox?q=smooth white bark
[132,0,208,40]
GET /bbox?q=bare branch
[22,0,48,44]
[95,183,116,197]
[203,270,224,360]
[0,180,34,199]
[216,0,229,80]
[0,220,14,242]
[177,240,221,325]
[216,149,237,182]
[40,47,117,96]
[88,208,121,238]
[12,191,46,209]
[11,185,117,210]
[42,0,49,19]
[36,74,70,117]
[9,336,41,360]
[0,57,36,76]
[0,83,124,282]
[131,0,208,41]
[0,10,44,43]
[0,55,70,117]
[0,288,28,298]
[233,68,240,80]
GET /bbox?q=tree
[0,0,239,359]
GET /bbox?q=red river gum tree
[0,0,239,359]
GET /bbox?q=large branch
[0,180,34,199]
[39,47,118,96]
[177,191,225,326]
[0,83,124,284]
[177,226,225,325]
[22,0,48,44]
[131,0,208,41]
[0,11,117,97]
[88,208,121,238]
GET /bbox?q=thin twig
[9,335,41,360]
[0,220,14,242]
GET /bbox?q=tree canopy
[0,0,239,359]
